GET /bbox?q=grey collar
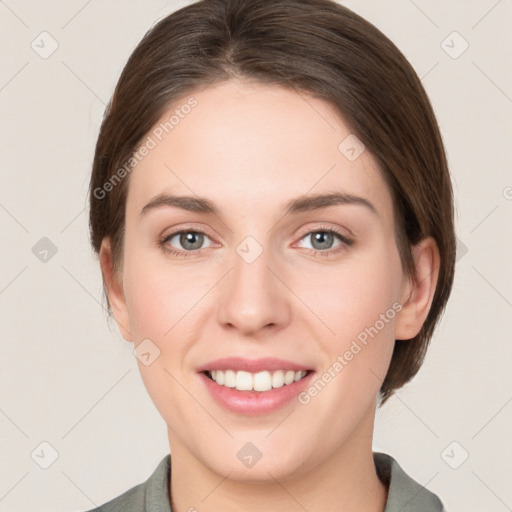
[142,452,446,512]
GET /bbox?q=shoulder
[82,482,145,512]
[374,452,447,512]
[80,454,171,512]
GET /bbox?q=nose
[216,238,292,336]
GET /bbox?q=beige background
[1,1,511,511]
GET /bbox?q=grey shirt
[83,452,446,512]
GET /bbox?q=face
[103,79,425,483]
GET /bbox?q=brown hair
[89,0,456,403]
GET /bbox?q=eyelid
[293,223,354,245]
[160,223,217,242]
[297,219,353,235]
[159,222,354,256]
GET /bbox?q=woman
[86,0,455,510]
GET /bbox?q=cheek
[296,246,402,393]
[123,234,403,347]
[123,260,201,340]
[120,249,208,413]
[121,220,210,340]
[292,255,401,426]
[299,250,402,339]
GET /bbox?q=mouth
[196,356,315,414]
[201,369,313,392]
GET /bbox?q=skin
[100,79,440,512]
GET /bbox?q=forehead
[126,80,393,222]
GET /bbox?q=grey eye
[167,231,211,251]
[300,231,341,251]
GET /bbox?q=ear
[99,238,133,342]
[394,237,440,341]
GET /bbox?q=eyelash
[159,225,354,258]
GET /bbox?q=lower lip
[198,371,315,415]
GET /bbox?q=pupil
[313,232,332,250]
[181,232,203,250]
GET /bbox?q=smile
[205,369,310,392]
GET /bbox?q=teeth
[284,370,296,385]
[207,369,308,391]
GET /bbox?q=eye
[296,227,353,256]
[159,226,353,258]
[160,228,214,256]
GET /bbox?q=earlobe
[394,237,440,341]
[99,239,133,342]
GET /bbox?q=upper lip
[197,357,313,373]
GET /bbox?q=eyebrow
[139,191,378,218]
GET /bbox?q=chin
[202,443,313,484]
